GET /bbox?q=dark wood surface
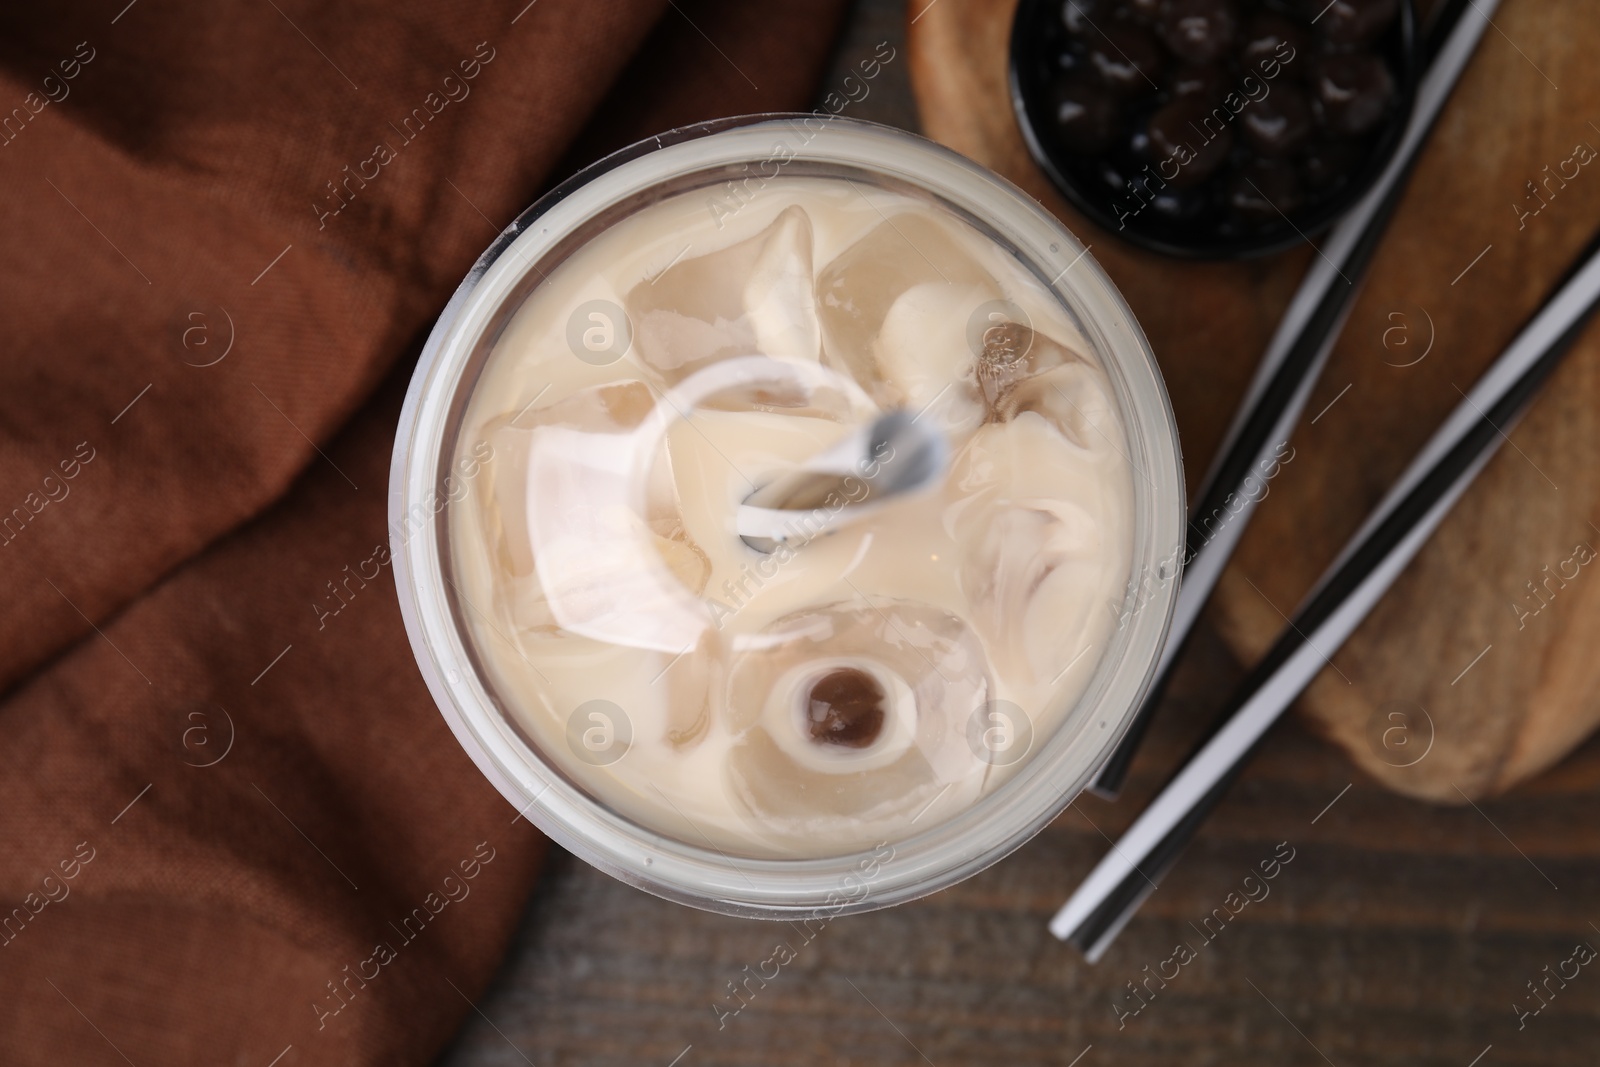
[438,2,1600,1063]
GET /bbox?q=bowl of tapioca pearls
[1010,0,1418,259]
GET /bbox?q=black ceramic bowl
[1010,0,1418,260]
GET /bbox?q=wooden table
[438,3,1600,1063]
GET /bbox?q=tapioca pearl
[1240,82,1313,156]
[1240,11,1310,72]
[1310,51,1394,136]
[1228,157,1303,224]
[1087,23,1166,95]
[1147,96,1235,189]
[1311,0,1401,47]
[806,667,888,748]
[1061,0,1111,35]
[1050,75,1121,153]
[1160,0,1240,65]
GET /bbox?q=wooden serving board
[908,0,1600,801]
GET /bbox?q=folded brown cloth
[0,2,847,1063]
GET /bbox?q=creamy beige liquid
[449,177,1134,857]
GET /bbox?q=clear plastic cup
[390,115,1184,917]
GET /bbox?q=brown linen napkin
[0,1,848,1063]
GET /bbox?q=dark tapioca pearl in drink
[1239,82,1312,155]
[807,668,887,748]
[1240,11,1309,71]
[1228,157,1303,223]
[1311,0,1400,46]
[1160,0,1240,65]
[1310,52,1394,135]
[1088,23,1166,94]
[1147,96,1234,189]
[1300,137,1362,191]
[1051,75,1121,153]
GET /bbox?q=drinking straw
[1090,0,1501,798]
[1053,225,1600,958]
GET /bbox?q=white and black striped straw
[1053,226,1600,958]
[1091,0,1501,798]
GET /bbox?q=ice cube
[1002,360,1122,452]
[872,282,991,439]
[974,322,1085,423]
[463,378,718,654]
[722,598,992,846]
[626,205,819,383]
[952,413,1128,687]
[475,380,659,579]
[656,628,724,748]
[959,501,1097,685]
[650,522,710,596]
[509,380,657,431]
[526,425,710,654]
[817,210,1005,386]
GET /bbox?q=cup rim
[390,114,1186,917]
